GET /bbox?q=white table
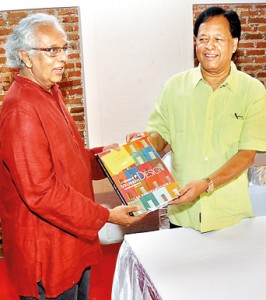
[112,216,266,300]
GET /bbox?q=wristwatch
[204,177,214,193]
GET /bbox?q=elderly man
[0,13,146,300]
[127,6,266,232]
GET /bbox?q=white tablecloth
[112,216,266,300]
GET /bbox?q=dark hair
[194,6,241,41]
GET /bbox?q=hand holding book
[107,205,148,226]
[97,136,180,216]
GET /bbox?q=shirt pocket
[220,114,244,160]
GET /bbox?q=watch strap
[204,177,214,193]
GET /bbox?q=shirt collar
[219,62,238,92]
[14,74,59,94]
[192,61,238,92]
[192,65,203,88]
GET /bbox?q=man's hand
[126,132,146,142]
[103,143,120,151]
[108,205,148,227]
[169,179,207,206]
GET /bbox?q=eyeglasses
[31,45,71,57]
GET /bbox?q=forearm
[174,150,256,205]
[147,132,168,152]
[207,150,256,190]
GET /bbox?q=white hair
[5,13,67,68]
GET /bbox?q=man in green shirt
[127,6,266,232]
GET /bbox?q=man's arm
[206,149,256,189]
[171,149,256,205]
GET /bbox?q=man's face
[27,24,68,90]
[195,15,238,75]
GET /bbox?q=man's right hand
[126,132,146,142]
[108,205,148,227]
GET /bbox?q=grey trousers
[20,268,90,300]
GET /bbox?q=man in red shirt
[0,13,146,300]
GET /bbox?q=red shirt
[0,75,109,298]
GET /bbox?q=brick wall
[193,4,266,88]
[0,7,85,137]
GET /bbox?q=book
[96,136,180,215]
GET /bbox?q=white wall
[1,0,264,148]
[83,0,194,146]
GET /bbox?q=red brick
[58,81,72,88]
[34,9,54,15]
[248,17,266,24]
[64,25,79,32]
[70,106,84,114]
[0,57,6,64]
[240,10,260,17]
[244,33,264,40]
[65,63,75,69]
[67,88,83,96]
[68,71,82,78]
[241,25,256,32]
[61,16,79,23]
[242,65,262,72]
[67,33,80,41]
[246,49,265,56]
[257,41,266,48]
[257,72,266,78]
[59,8,79,15]
[254,57,266,64]
[7,11,28,18]
[258,25,266,32]
[72,80,82,86]
[234,57,253,64]
[68,53,80,60]
[235,49,245,56]
[238,42,254,48]
[0,28,13,36]
[72,114,85,122]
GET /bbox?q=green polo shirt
[147,62,266,232]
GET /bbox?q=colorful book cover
[96,136,180,215]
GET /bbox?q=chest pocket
[219,111,245,160]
